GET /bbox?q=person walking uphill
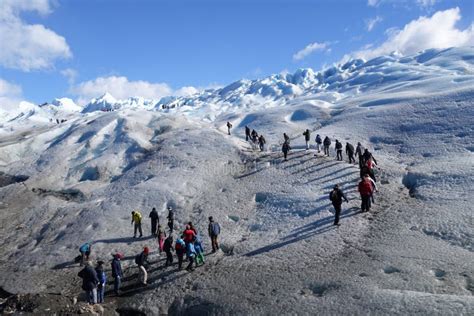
[303,129,311,150]
[315,134,322,153]
[258,135,266,151]
[282,141,291,161]
[358,175,374,212]
[167,207,174,232]
[208,216,221,253]
[329,184,349,226]
[111,253,123,296]
[78,261,99,304]
[163,235,174,267]
[355,142,365,169]
[149,207,159,236]
[135,247,150,285]
[175,236,186,270]
[323,136,331,156]
[335,140,343,161]
[157,224,166,252]
[95,261,106,304]
[346,142,355,163]
[131,211,143,238]
[226,121,233,135]
[79,242,92,266]
[245,125,251,141]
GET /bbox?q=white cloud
[0,0,71,71]
[71,76,173,105]
[366,16,383,31]
[367,0,380,7]
[417,0,437,7]
[293,42,330,61]
[0,78,23,111]
[352,8,474,60]
[61,68,78,85]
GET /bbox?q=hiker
[335,140,343,161]
[186,241,197,271]
[362,149,377,166]
[315,134,322,153]
[303,129,311,150]
[360,164,376,182]
[323,136,331,156]
[135,247,150,285]
[194,233,205,265]
[258,135,266,151]
[131,211,143,238]
[355,142,365,168]
[282,141,291,161]
[368,176,377,203]
[111,253,123,296]
[245,125,251,141]
[157,224,166,252]
[329,184,349,226]
[167,207,174,232]
[95,261,106,304]
[358,175,374,212]
[183,224,197,245]
[163,235,174,266]
[226,121,233,135]
[78,261,99,305]
[208,216,221,252]
[149,207,159,236]
[188,222,198,234]
[175,236,186,270]
[283,133,290,144]
[251,129,258,143]
[79,242,92,266]
[346,142,355,163]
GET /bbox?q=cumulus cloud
[353,8,474,60]
[71,76,173,105]
[293,42,330,61]
[367,0,380,7]
[61,68,78,85]
[0,78,23,111]
[0,0,72,71]
[366,16,383,31]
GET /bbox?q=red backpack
[358,179,373,196]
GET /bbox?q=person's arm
[342,191,349,202]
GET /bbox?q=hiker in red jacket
[358,174,374,212]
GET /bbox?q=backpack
[211,222,220,235]
[330,190,338,201]
[134,254,140,265]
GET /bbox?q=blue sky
[0,0,473,107]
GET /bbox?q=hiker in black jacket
[346,142,355,163]
[111,253,123,296]
[149,207,159,236]
[78,261,99,304]
[323,136,331,156]
[335,140,343,161]
[329,184,349,226]
[245,126,251,141]
[163,235,174,266]
[303,129,311,150]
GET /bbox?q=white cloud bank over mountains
[0,0,72,71]
[351,7,473,61]
[293,42,330,61]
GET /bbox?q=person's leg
[334,204,341,225]
[140,266,148,284]
[92,288,97,304]
[139,223,143,237]
[178,254,183,269]
[134,224,137,237]
[114,277,120,294]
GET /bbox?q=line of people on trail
[77,211,221,305]
[245,125,266,151]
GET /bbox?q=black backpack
[134,254,140,265]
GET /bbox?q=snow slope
[0,47,473,314]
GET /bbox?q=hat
[333,184,339,189]
[97,260,104,265]
[143,247,150,254]
[114,253,123,259]
[209,216,214,221]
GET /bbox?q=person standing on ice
[329,184,349,226]
[208,216,221,252]
[362,148,377,166]
[258,135,266,151]
[245,126,251,141]
[149,207,159,236]
[186,240,197,271]
[303,129,311,150]
[358,174,374,212]
[167,207,174,232]
[135,246,150,285]
[355,142,365,168]
[163,235,174,267]
[323,136,331,156]
[78,261,99,305]
[194,233,205,265]
[79,242,92,266]
[131,211,143,238]
[95,260,106,304]
[335,139,343,161]
[251,129,259,144]
[111,253,123,296]
[282,141,291,161]
[346,142,355,163]
[315,134,322,153]
[175,235,186,270]
[157,224,166,252]
[226,121,233,135]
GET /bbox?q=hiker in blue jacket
[95,260,106,303]
[186,241,197,271]
[79,242,92,266]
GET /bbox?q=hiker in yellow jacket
[131,211,143,238]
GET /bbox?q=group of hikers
[237,125,380,226]
[244,125,266,151]
[77,208,221,305]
